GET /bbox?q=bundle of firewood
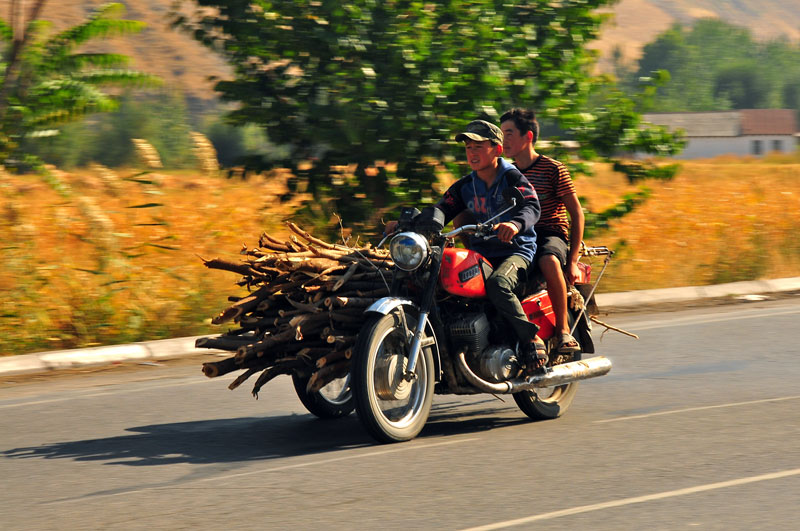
[196,222,392,396]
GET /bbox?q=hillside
[592,0,800,69]
[3,0,798,104]
[0,0,232,105]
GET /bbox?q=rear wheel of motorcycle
[514,311,583,419]
[513,381,578,420]
[292,372,354,419]
[352,311,435,443]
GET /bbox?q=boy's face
[500,120,529,158]
[464,139,500,172]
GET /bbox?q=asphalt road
[1,298,799,530]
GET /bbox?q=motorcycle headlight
[389,232,429,271]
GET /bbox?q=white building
[643,109,798,159]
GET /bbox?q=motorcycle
[303,189,614,443]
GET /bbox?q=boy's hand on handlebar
[492,221,519,243]
[383,220,398,236]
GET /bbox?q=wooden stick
[324,296,379,309]
[196,336,254,352]
[251,359,302,397]
[211,285,270,325]
[285,297,322,313]
[202,257,258,277]
[228,368,259,390]
[325,334,357,346]
[259,232,292,252]
[315,348,352,369]
[590,316,640,339]
[236,326,297,362]
[202,357,241,378]
[332,262,360,291]
[306,360,351,394]
[286,221,337,249]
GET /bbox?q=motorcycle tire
[512,381,579,420]
[352,310,435,443]
[292,372,354,419]
[513,307,585,420]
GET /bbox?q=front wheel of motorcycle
[292,372,354,419]
[352,311,435,443]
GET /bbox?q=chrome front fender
[365,297,417,316]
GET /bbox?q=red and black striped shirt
[518,155,575,241]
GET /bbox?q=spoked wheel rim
[531,384,567,402]
[318,373,352,406]
[366,325,429,429]
[513,350,579,420]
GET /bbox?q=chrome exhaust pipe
[455,351,612,394]
[509,355,612,393]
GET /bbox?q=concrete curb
[0,336,216,378]
[2,277,800,377]
[594,277,800,309]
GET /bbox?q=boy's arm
[436,179,468,225]
[562,192,585,284]
[509,174,541,233]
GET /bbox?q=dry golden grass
[2,155,800,355]
[0,167,307,355]
[580,157,800,291]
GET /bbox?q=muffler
[455,350,612,394]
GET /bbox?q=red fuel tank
[439,247,492,298]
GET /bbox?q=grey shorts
[535,234,569,267]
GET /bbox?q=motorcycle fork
[402,246,442,381]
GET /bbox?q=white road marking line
[461,468,800,530]
[594,395,800,424]
[611,307,800,332]
[46,437,478,504]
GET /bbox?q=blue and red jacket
[436,157,540,264]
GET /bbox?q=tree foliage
[174,0,682,225]
[0,2,159,169]
[630,18,800,113]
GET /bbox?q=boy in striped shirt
[500,108,585,354]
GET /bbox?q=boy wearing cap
[436,119,547,369]
[500,108,584,354]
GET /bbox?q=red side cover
[521,291,556,340]
[439,247,490,298]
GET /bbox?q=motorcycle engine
[477,346,518,383]
[448,313,518,383]
[448,313,490,355]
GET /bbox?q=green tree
[634,18,800,113]
[0,1,159,169]
[714,62,770,109]
[174,0,682,227]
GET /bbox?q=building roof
[643,109,798,137]
[643,111,740,137]
[740,109,797,135]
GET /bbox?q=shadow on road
[2,399,529,466]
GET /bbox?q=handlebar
[442,223,487,240]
